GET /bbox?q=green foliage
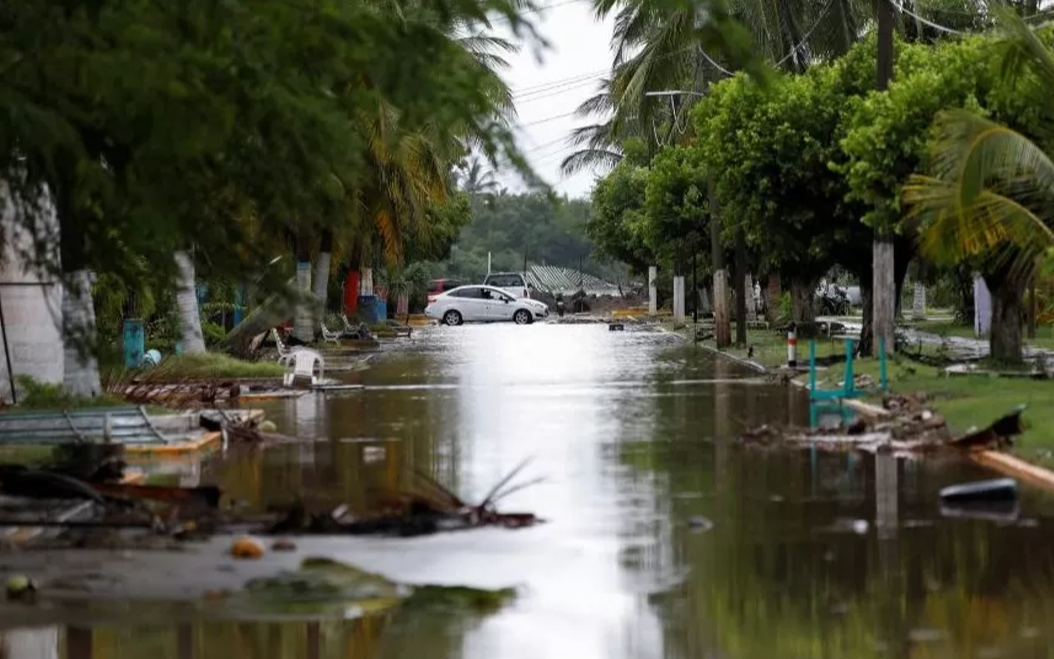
[838,36,998,234]
[429,192,605,281]
[13,376,125,409]
[0,0,545,355]
[588,163,654,275]
[643,145,710,269]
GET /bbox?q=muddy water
[10,324,1054,659]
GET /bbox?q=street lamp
[644,90,707,98]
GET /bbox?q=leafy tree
[588,164,655,275]
[904,18,1054,362]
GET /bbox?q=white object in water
[283,349,325,388]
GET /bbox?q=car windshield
[486,274,524,288]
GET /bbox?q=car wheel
[513,309,533,325]
[443,310,463,326]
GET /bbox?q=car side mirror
[503,298,510,303]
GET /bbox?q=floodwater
[8,323,1054,659]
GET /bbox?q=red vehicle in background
[427,279,464,305]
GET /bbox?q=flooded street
[9,324,1054,658]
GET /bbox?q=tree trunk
[986,273,1025,363]
[174,250,206,354]
[912,282,926,320]
[872,238,896,357]
[744,273,757,321]
[789,278,817,323]
[313,229,333,309]
[710,182,731,347]
[766,274,782,322]
[220,283,296,358]
[733,228,747,346]
[293,236,314,344]
[61,269,101,397]
[858,283,874,357]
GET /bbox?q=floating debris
[939,478,1018,504]
[5,574,37,602]
[230,536,266,559]
[739,394,1027,456]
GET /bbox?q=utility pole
[872,0,896,357]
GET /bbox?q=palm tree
[307,8,521,328]
[903,12,1054,362]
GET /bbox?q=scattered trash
[739,395,1028,457]
[5,574,37,602]
[266,457,545,537]
[687,515,713,532]
[271,538,297,552]
[230,536,266,559]
[609,322,625,331]
[939,500,1019,524]
[939,478,1018,504]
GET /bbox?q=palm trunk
[220,283,296,358]
[62,269,101,397]
[174,250,206,354]
[744,273,757,321]
[312,229,333,309]
[986,271,1025,363]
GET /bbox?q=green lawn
[127,352,286,380]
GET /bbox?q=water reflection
[12,325,1054,659]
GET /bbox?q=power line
[889,0,965,34]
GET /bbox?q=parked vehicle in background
[425,285,549,326]
[426,278,464,304]
[483,272,531,299]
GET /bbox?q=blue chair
[808,337,888,428]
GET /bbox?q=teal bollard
[122,319,145,369]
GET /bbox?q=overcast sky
[494,0,615,200]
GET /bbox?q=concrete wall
[0,190,64,403]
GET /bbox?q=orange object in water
[230,536,265,559]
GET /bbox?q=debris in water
[939,478,1018,503]
[949,405,1027,450]
[687,515,713,532]
[266,457,546,537]
[739,395,1029,457]
[939,500,1019,523]
[230,536,266,559]
[5,574,37,602]
[271,538,297,552]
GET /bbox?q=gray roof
[525,265,622,296]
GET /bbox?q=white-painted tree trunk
[911,282,926,320]
[62,269,101,398]
[648,266,657,315]
[672,276,685,327]
[174,250,206,355]
[0,191,64,403]
[0,626,60,659]
[396,293,409,317]
[312,251,331,307]
[744,273,757,321]
[713,268,731,347]
[293,261,314,343]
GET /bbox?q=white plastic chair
[283,349,325,388]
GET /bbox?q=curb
[657,325,768,374]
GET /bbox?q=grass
[675,321,1054,465]
[128,352,286,380]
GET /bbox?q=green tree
[904,18,1054,362]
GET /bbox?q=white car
[425,285,549,326]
